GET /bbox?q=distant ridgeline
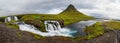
[0,4,93,32]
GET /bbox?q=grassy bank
[104,21,120,30]
[84,22,105,39]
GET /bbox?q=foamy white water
[5,16,18,22]
[18,22,76,37]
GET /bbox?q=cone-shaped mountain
[59,4,89,17]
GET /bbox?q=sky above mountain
[0,0,120,19]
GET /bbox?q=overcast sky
[0,0,120,19]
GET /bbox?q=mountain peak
[64,4,77,11]
[59,4,80,14]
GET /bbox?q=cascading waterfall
[5,16,18,22]
[5,16,76,37]
[17,21,75,37]
[44,21,61,32]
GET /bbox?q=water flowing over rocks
[4,16,76,37]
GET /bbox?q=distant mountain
[59,4,87,17]
[61,4,78,12]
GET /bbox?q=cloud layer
[0,0,120,19]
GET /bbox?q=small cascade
[5,16,18,22]
[44,21,61,32]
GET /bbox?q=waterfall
[44,21,61,32]
[5,16,18,22]
[17,22,75,37]
[16,21,76,37]
[5,16,76,37]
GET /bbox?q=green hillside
[20,4,93,26]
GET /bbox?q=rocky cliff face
[0,18,5,22]
[25,20,42,28]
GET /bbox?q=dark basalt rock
[0,17,5,22]
[25,20,64,28]
[25,20,42,28]
[57,20,64,27]
[16,15,24,20]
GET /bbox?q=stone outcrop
[0,18,5,22]
[25,20,64,28]
[25,20,42,28]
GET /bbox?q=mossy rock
[6,22,19,30]
[84,22,105,39]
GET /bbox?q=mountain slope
[58,4,93,25]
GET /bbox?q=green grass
[5,20,19,30]
[6,23,19,30]
[84,22,105,39]
[104,21,120,30]
[0,22,3,24]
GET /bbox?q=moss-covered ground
[84,22,105,39]
[104,21,120,30]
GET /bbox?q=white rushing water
[5,16,18,22]
[44,21,61,32]
[17,22,76,37]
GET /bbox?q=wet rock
[25,20,64,28]
[58,20,64,27]
[45,20,64,27]
[0,17,5,22]
[25,20,41,28]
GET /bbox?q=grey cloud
[0,0,120,20]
